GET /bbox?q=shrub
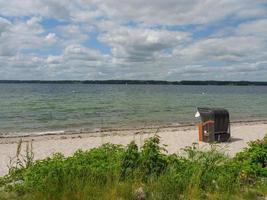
[235,134,267,178]
[1,135,267,199]
[120,141,140,180]
[139,135,168,179]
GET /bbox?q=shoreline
[1,118,267,141]
[1,120,267,177]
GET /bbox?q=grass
[0,134,266,200]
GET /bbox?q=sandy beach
[0,120,267,177]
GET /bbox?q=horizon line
[0,80,267,86]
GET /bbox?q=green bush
[0,134,266,200]
[120,141,140,180]
[235,135,267,178]
[139,135,168,179]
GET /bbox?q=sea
[0,83,267,136]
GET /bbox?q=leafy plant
[0,134,266,200]
[235,134,267,178]
[120,141,140,180]
[139,135,168,179]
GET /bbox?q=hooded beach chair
[195,107,231,142]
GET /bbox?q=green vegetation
[0,135,266,200]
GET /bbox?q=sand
[0,120,267,177]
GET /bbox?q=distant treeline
[0,80,267,85]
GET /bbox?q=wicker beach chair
[196,107,231,142]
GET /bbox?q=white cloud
[95,0,266,25]
[47,55,63,64]
[0,17,11,34]
[0,0,266,80]
[176,36,266,62]
[1,0,265,26]
[63,44,103,61]
[0,0,71,19]
[237,19,267,37]
[99,26,189,64]
[55,24,90,45]
[1,18,40,52]
[45,33,57,43]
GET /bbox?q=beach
[1,120,267,177]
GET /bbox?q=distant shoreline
[1,80,267,86]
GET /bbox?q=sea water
[0,83,267,136]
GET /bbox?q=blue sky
[0,0,266,80]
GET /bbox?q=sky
[0,0,267,81]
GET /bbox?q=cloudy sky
[0,0,267,80]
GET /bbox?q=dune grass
[0,134,266,200]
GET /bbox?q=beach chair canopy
[197,107,230,133]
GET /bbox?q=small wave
[0,130,65,138]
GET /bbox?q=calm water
[0,84,267,136]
